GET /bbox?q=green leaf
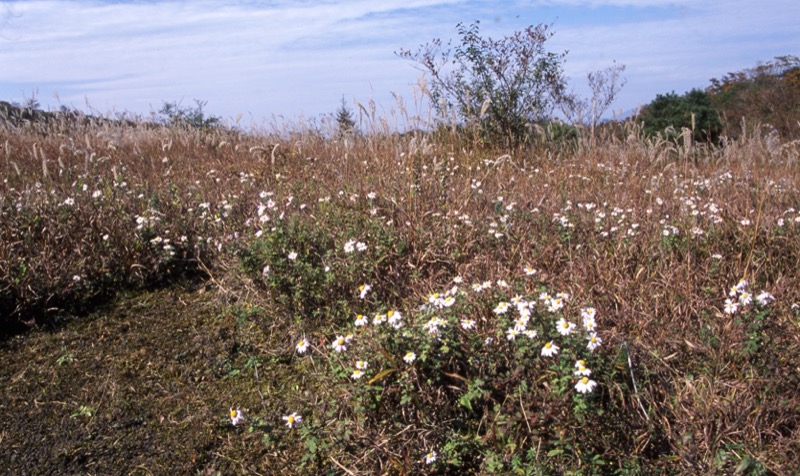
[367,368,396,385]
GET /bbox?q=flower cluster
[724,279,774,315]
[344,239,368,253]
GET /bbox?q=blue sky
[1,0,797,128]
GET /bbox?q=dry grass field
[1,110,799,474]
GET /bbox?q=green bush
[239,203,409,330]
[398,21,567,148]
[639,89,722,143]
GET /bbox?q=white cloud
[0,0,797,122]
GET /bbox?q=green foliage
[158,99,221,129]
[639,89,722,143]
[334,96,356,138]
[239,204,408,330]
[541,120,580,151]
[398,20,567,148]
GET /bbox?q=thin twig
[519,387,532,434]
[329,456,358,475]
[197,256,230,295]
[625,341,650,421]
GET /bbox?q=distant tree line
[639,55,800,142]
[1,98,222,131]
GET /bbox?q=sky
[0,0,797,129]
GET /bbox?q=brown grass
[1,112,799,474]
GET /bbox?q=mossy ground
[0,284,316,475]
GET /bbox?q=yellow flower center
[590,336,597,343]
[581,377,589,384]
[287,415,295,424]
[387,310,394,317]
[230,409,237,418]
[545,342,552,349]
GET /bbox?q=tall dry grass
[1,108,799,473]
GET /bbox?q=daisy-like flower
[452,275,463,284]
[513,316,529,332]
[332,335,348,353]
[518,304,532,318]
[351,369,364,380]
[423,317,445,335]
[736,279,749,292]
[387,310,403,329]
[425,451,437,465]
[724,298,739,315]
[354,314,368,327]
[556,318,576,336]
[442,296,456,307]
[283,412,302,428]
[547,298,564,313]
[356,241,368,252]
[587,333,602,351]
[738,291,753,306]
[358,284,372,299]
[493,301,510,315]
[574,361,592,376]
[355,360,368,370]
[230,407,243,426]
[524,266,537,276]
[372,313,386,325]
[581,307,597,321]
[756,291,775,306]
[344,240,356,253]
[460,319,476,330]
[403,351,416,364]
[496,279,509,288]
[575,377,597,394]
[728,285,740,297]
[287,251,298,261]
[523,329,538,339]
[541,341,559,357]
[296,338,309,354]
[506,327,520,341]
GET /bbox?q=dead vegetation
[1,111,799,474]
